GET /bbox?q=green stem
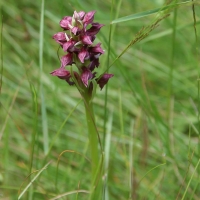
[84,100,99,178]
[82,90,102,199]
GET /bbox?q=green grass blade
[39,0,49,155]
[103,0,115,148]
[104,109,113,200]
[0,8,3,96]
[29,83,38,174]
[129,120,134,199]
[181,158,200,200]
[167,2,177,156]
[18,161,51,200]
[111,1,194,24]
[138,163,166,185]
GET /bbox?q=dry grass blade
[49,189,90,200]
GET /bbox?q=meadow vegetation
[0,0,200,199]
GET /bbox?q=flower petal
[88,58,99,71]
[53,32,66,41]
[77,11,85,20]
[78,48,88,63]
[90,43,104,54]
[81,35,93,45]
[81,67,93,87]
[61,53,73,67]
[50,68,75,85]
[60,16,72,30]
[71,26,79,35]
[86,23,104,36]
[97,74,114,90]
[50,68,70,77]
[63,39,76,51]
[83,11,96,25]
[73,11,80,20]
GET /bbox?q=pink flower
[51,10,113,91]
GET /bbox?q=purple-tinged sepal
[81,35,93,45]
[86,23,104,36]
[89,43,104,54]
[50,68,73,85]
[83,11,96,26]
[52,32,66,44]
[78,48,89,63]
[88,59,100,71]
[81,67,93,87]
[63,39,76,52]
[61,53,73,67]
[60,16,72,30]
[97,74,114,90]
[50,68,70,77]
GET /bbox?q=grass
[0,0,200,199]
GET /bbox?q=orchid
[50,11,113,200]
[51,10,113,92]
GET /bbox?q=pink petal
[97,74,114,90]
[83,11,96,25]
[78,48,88,63]
[81,67,93,87]
[50,68,70,77]
[86,23,104,36]
[71,26,79,35]
[61,53,73,67]
[63,40,76,51]
[73,11,79,20]
[53,32,66,41]
[91,43,104,54]
[88,59,99,71]
[60,16,72,30]
[81,35,92,45]
[78,11,85,20]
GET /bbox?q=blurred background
[0,0,200,199]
